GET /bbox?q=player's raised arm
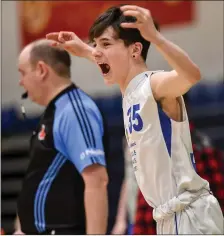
[46,31,95,62]
[120,5,201,99]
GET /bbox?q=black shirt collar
[48,83,77,108]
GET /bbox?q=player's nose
[92,48,103,58]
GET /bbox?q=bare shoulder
[150,70,195,100]
[150,70,177,81]
[150,70,175,100]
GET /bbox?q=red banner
[19,1,195,47]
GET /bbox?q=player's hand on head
[120,5,161,44]
[46,31,91,58]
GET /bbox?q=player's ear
[132,42,142,59]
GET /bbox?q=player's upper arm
[151,69,201,100]
[54,101,106,173]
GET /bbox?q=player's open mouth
[98,63,110,75]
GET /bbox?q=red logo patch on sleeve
[38,124,46,141]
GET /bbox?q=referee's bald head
[21,39,71,78]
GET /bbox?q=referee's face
[92,27,133,86]
[18,47,43,105]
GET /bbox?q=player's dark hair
[89,5,159,61]
[29,40,71,78]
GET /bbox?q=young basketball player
[46,5,224,234]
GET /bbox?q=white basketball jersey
[123,71,209,208]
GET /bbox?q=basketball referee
[15,39,108,235]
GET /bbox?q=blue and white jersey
[122,71,209,208]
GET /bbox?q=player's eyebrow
[99,38,111,42]
[91,36,116,46]
[92,38,110,43]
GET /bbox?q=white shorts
[154,190,223,234]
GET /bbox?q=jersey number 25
[127,104,143,134]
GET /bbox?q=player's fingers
[120,5,146,14]
[120,5,150,20]
[58,32,66,43]
[46,32,60,41]
[120,22,139,29]
[58,31,74,43]
[51,41,60,47]
[49,41,66,50]
[122,10,143,21]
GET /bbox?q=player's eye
[103,42,110,47]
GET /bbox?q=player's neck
[120,63,148,95]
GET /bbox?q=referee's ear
[82,164,108,188]
[36,60,49,81]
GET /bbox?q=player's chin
[103,73,116,85]
[104,78,116,86]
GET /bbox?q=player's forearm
[68,43,95,63]
[84,186,108,234]
[153,34,201,82]
[81,44,95,63]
